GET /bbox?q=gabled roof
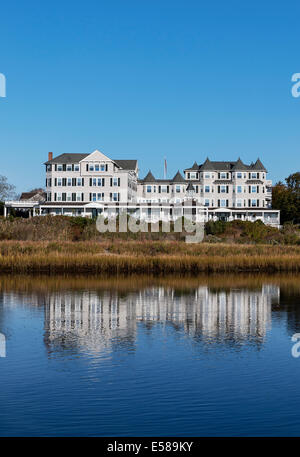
[45,153,137,170]
[143,170,156,182]
[113,160,137,170]
[172,170,185,182]
[251,158,267,171]
[45,153,88,164]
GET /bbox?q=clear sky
[0,0,300,193]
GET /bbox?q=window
[147,185,152,193]
[176,185,181,193]
[251,199,257,207]
[74,164,80,172]
[204,199,210,206]
[237,172,242,179]
[220,185,226,193]
[220,172,227,179]
[77,177,83,186]
[67,177,72,186]
[92,178,104,186]
[100,164,106,171]
[46,165,52,172]
[237,186,242,193]
[57,192,62,201]
[113,177,119,186]
[236,199,242,207]
[161,185,168,193]
[190,172,197,179]
[220,199,227,207]
[251,186,257,193]
[205,185,210,193]
[76,193,82,202]
[89,163,94,172]
[66,164,72,171]
[97,193,104,201]
[251,172,258,179]
[204,173,210,178]
[57,177,62,186]
[57,164,63,172]
[67,192,72,202]
[112,192,119,202]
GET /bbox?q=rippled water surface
[0,274,300,437]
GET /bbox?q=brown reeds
[0,240,300,274]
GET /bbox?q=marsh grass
[0,240,300,274]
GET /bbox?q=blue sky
[0,0,300,193]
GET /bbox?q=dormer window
[190,172,197,179]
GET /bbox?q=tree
[0,175,16,201]
[272,173,300,224]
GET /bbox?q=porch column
[4,205,7,218]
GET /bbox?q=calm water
[0,274,300,437]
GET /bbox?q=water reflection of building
[44,284,279,355]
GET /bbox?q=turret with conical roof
[252,158,267,171]
[172,170,185,182]
[143,170,156,182]
[232,157,248,170]
[200,157,215,171]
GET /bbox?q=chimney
[48,152,53,161]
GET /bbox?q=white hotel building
[5,149,280,226]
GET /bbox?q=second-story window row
[54,178,85,186]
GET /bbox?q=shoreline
[0,240,300,274]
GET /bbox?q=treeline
[272,172,300,224]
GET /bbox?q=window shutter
[72,193,76,202]
[82,178,84,186]
[89,178,92,186]
[63,164,66,171]
[110,178,112,187]
[226,200,229,207]
[257,173,260,179]
[118,193,120,202]
[159,186,161,193]
[86,164,89,171]
[227,173,229,179]
[167,186,169,193]
[55,178,57,186]
[249,186,251,193]
[63,178,66,186]
[226,186,229,193]
[105,164,108,171]
[218,199,220,206]
[82,193,84,202]
[257,199,259,207]
[218,186,220,193]
[72,178,76,186]
[118,178,120,186]
[257,185,259,193]
[248,199,251,207]
[55,164,57,171]
[89,193,92,202]
[110,193,112,201]
[54,193,57,201]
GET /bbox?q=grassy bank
[1,240,300,274]
[0,215,300,244]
